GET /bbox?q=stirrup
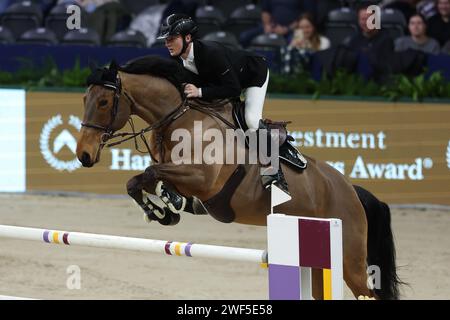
[261,167,290,195]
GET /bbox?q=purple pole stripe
[164,241,173,255]
[184,242,193,257]
[299,219,331,269]
[269,264,301,300]
[43,231,50,243]
[63,233,70,245]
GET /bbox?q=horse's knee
[126,177,141,196]
[144,166,155,178]
[143,167,159,190]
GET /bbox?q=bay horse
[76,56,401,300]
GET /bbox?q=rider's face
[165,35,183,56]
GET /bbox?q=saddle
[232,100,307,171]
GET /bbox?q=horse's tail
[353,185,403,300]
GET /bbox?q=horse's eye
[98,99,108,107]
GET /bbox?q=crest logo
[40,115,82,172]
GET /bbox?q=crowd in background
[0,0,449,82]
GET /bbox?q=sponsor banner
[0,89,26,192]
[264,98,450,204]
[25,92,450,205]
[26,92,148,194]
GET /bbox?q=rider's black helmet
[157,14,198,40]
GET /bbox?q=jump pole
[0,224,267,264]
[0,188,343,300]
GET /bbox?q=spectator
[34,0,58,17]
[427,0,450,46]
[383,0,420,23]
[347,5,395,55]
[240,0,305,47]
[346,5,395,81]
[442,39,450,52]
[395,14,440,53]
[289,13,330,52]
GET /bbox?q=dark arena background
[0,0,449,301]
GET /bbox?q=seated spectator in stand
[289,13,330,52]
[240,0,305,47]
[395,14,440,53]
[347,5,394,55]
[442,39,450,53]
[383,0,420,23]
[36,0,58,17]
[346,5,395,81]
[427,0,450,46]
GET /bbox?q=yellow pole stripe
[174,243,182,256]
[52,232,60,244]
[323,269,332,300]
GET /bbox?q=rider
[157,13,289,194]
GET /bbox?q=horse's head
[76,61,132,167]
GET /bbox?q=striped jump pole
[0,189,343,300]
[0,225,267,265]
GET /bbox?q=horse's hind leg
[342,230,374,299]
[312,269,324,300]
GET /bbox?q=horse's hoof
[141,200,167,224]
[358,295,376,300]
[132,199,143,211]
[143,213,153,224]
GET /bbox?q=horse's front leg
[142,163,224,216]
[126,173,180,225]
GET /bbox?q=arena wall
[2,89,449,205]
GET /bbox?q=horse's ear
[109,60,118,71]
[88,60,98,72]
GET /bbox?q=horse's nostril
[81,152,91,166]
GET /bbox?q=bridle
[81,73,189,163]
[81,75,132,145]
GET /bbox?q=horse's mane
[118,55,184,92]
[86,55,185,94]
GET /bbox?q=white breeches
[243,70,269,130]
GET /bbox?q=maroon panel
[299,219,331,269]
